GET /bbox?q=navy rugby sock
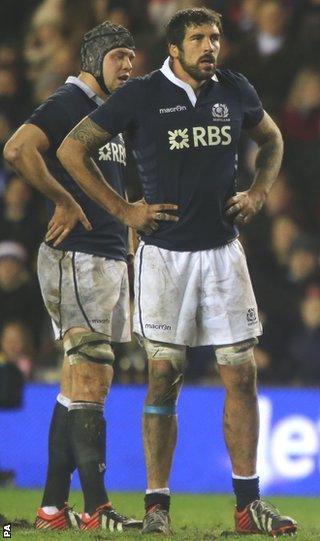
[41,399,76,508]
[68,402,108,515]
[232,475,260,511]
[144,492,171,512]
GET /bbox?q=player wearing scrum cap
[4,21,177,532]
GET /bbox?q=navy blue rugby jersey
[26,77,127,260]
[90,58,264,252]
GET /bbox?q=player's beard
[178,48,216,82]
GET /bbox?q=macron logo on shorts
[145,323,172,331]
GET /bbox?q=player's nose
[203,37,216,52]
[123,56,133,72]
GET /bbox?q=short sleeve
[238,74,264,129]
[26,96,72,150]
[89,78,141,136]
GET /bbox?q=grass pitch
[0,489,318,540]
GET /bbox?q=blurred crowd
[0,0,319,389]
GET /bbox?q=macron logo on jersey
[159,105,187,114]
[98,142,126,165]
[168,125,232,150]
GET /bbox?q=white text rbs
[98,142,126,165]
[168,125,231,150]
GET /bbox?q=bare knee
[60,357,72,399]
[71,361,113,404]
[147,360,183,406]
[216,339,258,397]
[141,339,186,406]
[220,361,257,397]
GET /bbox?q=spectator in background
[282,68,320,145]
[0,0,39,43]
[24,0,95,104]
[242,172,297,269]
[264,171,295,218]
[270,215,300,267]
[93,0,110,24]
[229,0,262,35]
[0,175,45,264]
[0,67,27,125]
[231,0,300,116]
[289,0,320,63]
[0,319,26,487]
[0,321,34,380]
[287,235,320,292]
[0,44,20,68]
[281,68,320,231]
[285,285,320,385]
[0,112,13,180]
[253,232,320,382]
[0,241,44,342]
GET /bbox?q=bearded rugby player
[57,8,297,537]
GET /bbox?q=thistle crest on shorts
[246,308,257,325]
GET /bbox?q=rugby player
[4,21,177,532]
[56,8,297,537]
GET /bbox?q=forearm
[250,131,283,199]
[57,142,130,224]
[127,226,138,256]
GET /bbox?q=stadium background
[0,0,319,496]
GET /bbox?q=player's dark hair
[166,8,222,49]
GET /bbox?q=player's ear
[169,43,179,59]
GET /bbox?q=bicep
[63,116,113,153]
[246,111,282,146]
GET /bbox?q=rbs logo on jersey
[168,125,231,150]
[98,142,126,165]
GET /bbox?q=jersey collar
[65,76,105,107]
[160,57,218,107]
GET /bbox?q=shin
[217,340,259,477]
[142,340,185,489]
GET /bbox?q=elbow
[272,124,284,154]
[3,139,23,167]
[275,126,284,148]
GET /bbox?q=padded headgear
[80,21,135,94]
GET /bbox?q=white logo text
[159,105,187,114]
[168,125,232,150]
[98,142,126,165]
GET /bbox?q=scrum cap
[80,21,135,93]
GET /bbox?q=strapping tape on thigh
[141,338,186,369]
[215,338,258,366]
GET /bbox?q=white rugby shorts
[38,243,131,342]
[133,240,262,347]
